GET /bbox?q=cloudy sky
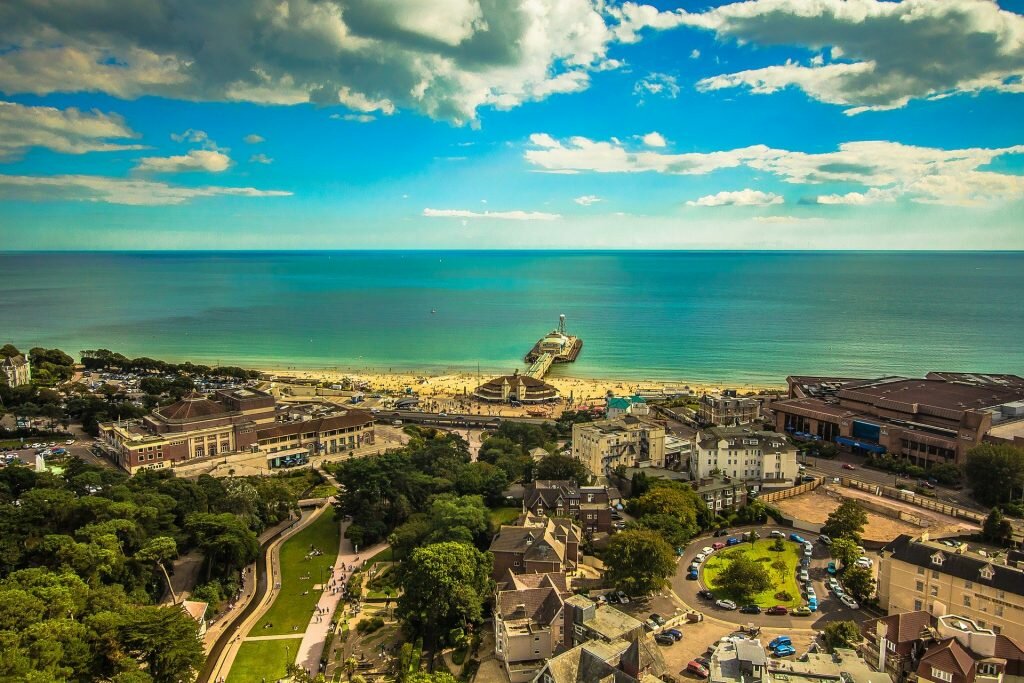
[1,0,1023,250]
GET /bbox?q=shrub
[356,616,385,633]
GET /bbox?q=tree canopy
[712,553,772,600]
[965,444,1024,507]
[830,537,860,568]
[534,453,590,485]
[821,499,868,542]
[822,621,862,651]
[603,529,676,596]
[841,566,876,602]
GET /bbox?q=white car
[841,595,860,609]
[702,547,714,555]
[695,553,707,563]
[65,439,75,445]
[770,530,785,538]
[826,577,839,590]
[798,570,809,582]
[856,557,873,569]
[716,600,738,610]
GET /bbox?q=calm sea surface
[1,251,1021,385]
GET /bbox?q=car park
[697,589,715,600]
[841,595,860,609]
[687,661,709,678]
[766,605,788,615]
[664,628,683,641]
[655,633,676,646]
[715,599,737,610]
[774,645,797,658]
[739,605,761,614]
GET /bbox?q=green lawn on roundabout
[701,538,804,609]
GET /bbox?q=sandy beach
[259,367,785,417]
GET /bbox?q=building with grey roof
[693,426,798,486]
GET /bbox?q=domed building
[474,370,560,403]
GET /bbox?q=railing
[760,477,822,502]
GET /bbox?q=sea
[1,251,1022,386]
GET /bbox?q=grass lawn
[366,546,394,566]
[702,539,803,608]
[489,506,522,526]
[307,483,338,498]
[226,638,298,683]
[366,564,402,599]
[252,511,340,635]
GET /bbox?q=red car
[842,464,856,470]
[712,541,726,550]
[766,605,788,615]
[687,660,710,678]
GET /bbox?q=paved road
[670,525,871,633]
[803,454,982,511]
[378,409,554,428]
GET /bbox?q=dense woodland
[0,457,302,682]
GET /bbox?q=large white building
[692,426,798,483]
[572,416,666,477]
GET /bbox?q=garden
[702,538,804,608]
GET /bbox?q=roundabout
[670,525,866,630]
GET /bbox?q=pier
[523,314,583,380]
[526,352,554,379]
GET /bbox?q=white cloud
[135,149,232,173]
[0,0,633,124]
[244,134,265,144]
[634,72,680,100]
[641,131,667,148]
[751,215,824,223]
[526,134,1024,206]
[613,0,1024,112]
[687,189,783,207]
[170,129,209,144]
[816,187,898,205]
[0,100,142,160]
[0,174,291,205]
[574,194,602,205]
[422,208,561,220]
[249,153,273,165]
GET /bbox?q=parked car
[617,591,630,604]
[702,547,714,555]
[664,628,684,641]
[826,576,839,590]
[798,570,809,582]
[841,595,860,609]
[739,605,761,614]
[791,606,812,617]
[818,534,833,545]
[769,636,792,650]
[695,553,707,563]
[687,661,709,678]
[726,537,740,546]
[712,542,726,550]
[774,644,797,657]
[697,589,715,600]
[715,599,737,610]
[842,463,856,470]
[770,530,785,538]
[856,557,873,569]
[789,533,805,543]
[687,569,699,580]
[766,606,788,615]
[808,598,818,612]
[805,587,816,599]
[650,613,666,626]
[714,528,729,537]
[800,556,811,568]
[801,475,816,482]
[655,633,676,646]
[695,656,711,669]
[827,561,837,575]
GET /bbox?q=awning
[835,436,886,454]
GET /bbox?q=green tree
[119,605,204,683]
[397,542,493,655]
[822,499,868,542]
[830,537,860,568]
[407,673,458,683]
[841,566,876,602]
[713,554,772,600]
[965,444,1024,506]
[628,485,702,539]
[822,620,862,651]
[982,508,1012,545]
[603,529,676,596]
[185,512,259,581]
[771,537,786,552]
[134,537,179,600]
[534,453,590,484]
[631,513,692,548]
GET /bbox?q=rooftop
[882,535,1024,595]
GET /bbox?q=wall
[760,477,822,502]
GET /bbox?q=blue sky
[1,0,1023,250]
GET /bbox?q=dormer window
[931,552,945,566]
[979,564,995,580]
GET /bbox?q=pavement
[292,521,389,676]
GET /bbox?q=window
[930,586,938,597]
[932,570,940,579]
[994,605,1003,617]
[931,668,953,683]
[918,567,926,575]
[965,581,973,589]
[963,596,971,607]
[916,581,925,591]
[915,600,923,610]
[978,664,999,677]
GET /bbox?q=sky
[0,0,1023,250]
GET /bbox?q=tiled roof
[870,610,934,644]
[883,536,1024,595]
[919,639,975,679]
[255,409,374,439]
[155,393,229,420]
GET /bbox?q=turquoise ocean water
[0,251,1021,385]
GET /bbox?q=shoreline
[255,366,786,403]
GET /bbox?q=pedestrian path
[244,634,306,641]
[292,518,388,676]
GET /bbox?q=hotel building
[571,416,666,477]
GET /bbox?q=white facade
[693,428,798,483]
